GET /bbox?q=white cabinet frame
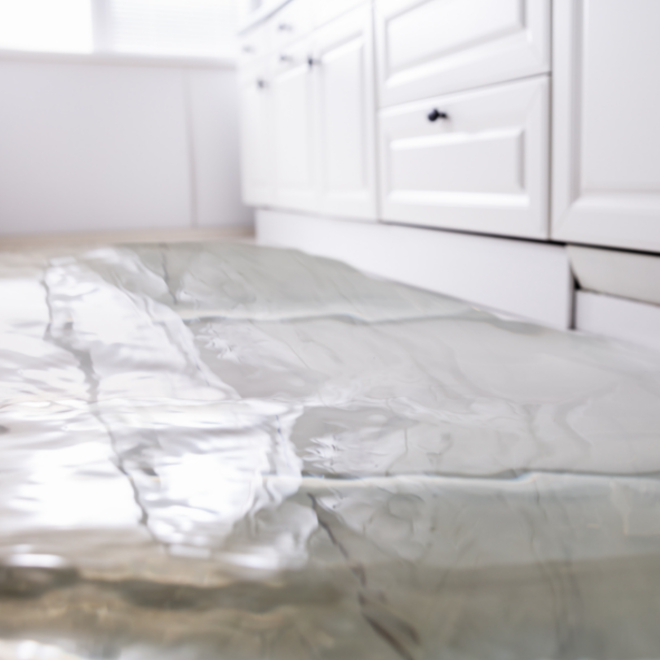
[552,0,660,252]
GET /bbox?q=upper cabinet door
[552,0,660,253]
[375,0,550,107]
[270,38,317,211]
[312,5,378,220]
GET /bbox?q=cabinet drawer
[269,0,314,51]
[379,75,549,238]
[314,0,369,29]
[238,22,271,67]
[375,0,550,107]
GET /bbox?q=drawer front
[375,0,550,107]
[269,0,314,51]
[314,0,370,29]
[238,22,271,67]
[269,37,318,211]
[239,61,273,206]
[379,76,549,238]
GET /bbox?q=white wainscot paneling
[188,68,252,227]
[257,209,573,328]
[575,291,660,354]
[0,61,192,235]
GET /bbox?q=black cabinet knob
[428,109,449,122]
[256,79,267,89]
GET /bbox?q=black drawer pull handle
[428,109,449,122]
[278,23,293,31]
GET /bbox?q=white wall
[0,58,251,236]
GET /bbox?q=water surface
[1,243,660,659]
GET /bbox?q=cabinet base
[256,209,573,329]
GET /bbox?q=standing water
[1,242,660,659]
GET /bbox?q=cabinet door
[552,0,660,253]
[270,39,317,211]
[238,63,273,206]
[375,0,550,107]
[313,5,378,219]
[378,76,549,238]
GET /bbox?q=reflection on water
[1,243,660,659]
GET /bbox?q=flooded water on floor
[1,242,660,659]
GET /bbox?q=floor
[0,226,254,251]
[1,239,660,660]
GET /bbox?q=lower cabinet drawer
[378,75,549,239]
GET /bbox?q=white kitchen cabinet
[238,62,273,206]
[268,0,314,52]
[379,76,549,238]
[314,0,369,28]
[270,37,317,211]
[552,0,660,253]
[312,5,378,219]
[374,0,550,108]
[238,21,271,67]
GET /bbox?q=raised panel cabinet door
[270,39,317,212]
[238,64,273,206]
[375,0,550,107]
[378,75,550,238]
[552,0,660,253]
[312,5,378,219]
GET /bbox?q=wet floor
[1,242,660,659]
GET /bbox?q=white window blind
[0,0,237,59]
[0,0,93,53]
[105,0,237,58]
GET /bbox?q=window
[0,0,93,53]
[105,0,237,58]
[0,0,237,59]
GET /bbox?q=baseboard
[256,209,573,329]
[575,291,660,353]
